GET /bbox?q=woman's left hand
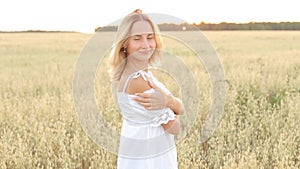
[133,78,169,110]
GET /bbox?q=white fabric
[117,70,178,169]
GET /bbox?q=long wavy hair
[108,9,163,81]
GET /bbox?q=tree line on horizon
[95,22,300,31]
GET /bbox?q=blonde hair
[108,9,163,81]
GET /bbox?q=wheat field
[0,31,299,168]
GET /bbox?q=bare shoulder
[126,76,152,94]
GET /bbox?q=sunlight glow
[1,0,299,33]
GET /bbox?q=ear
[121,47,127,53]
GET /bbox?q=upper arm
[126,76,152,95]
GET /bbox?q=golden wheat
[0,31,299,168]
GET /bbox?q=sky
[0,0,299,33]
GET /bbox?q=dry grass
[0,31,299,168]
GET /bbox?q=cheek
[127,43,138,54]
[150,40,156,48]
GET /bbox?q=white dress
[117,70,178,169]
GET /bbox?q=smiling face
[126,20,156,63]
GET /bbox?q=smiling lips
[138,49,154,55]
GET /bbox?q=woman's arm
[162,115,181,135]
[134,77,185,115]
[127,76,182,135]
[166,94,185,115]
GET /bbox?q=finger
[134,93,151,98]
[137,102,152,109]
[148,103,165,110]
[133,97,150,103]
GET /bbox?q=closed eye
[131,33,154,40]
[131,35,140,40]
[147,34,154,39]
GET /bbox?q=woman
[108,9,185,169]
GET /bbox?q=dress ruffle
[150,108,176,127]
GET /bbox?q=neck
[125,59,149,73]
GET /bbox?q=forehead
[130,20,154,36]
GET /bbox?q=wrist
[166,94,175,108]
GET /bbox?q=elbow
[179,106,185,115]
[175,106,185,115]
[177,100,185,115]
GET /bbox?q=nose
[140,39,150,49]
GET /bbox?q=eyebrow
[131,32,154,37]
